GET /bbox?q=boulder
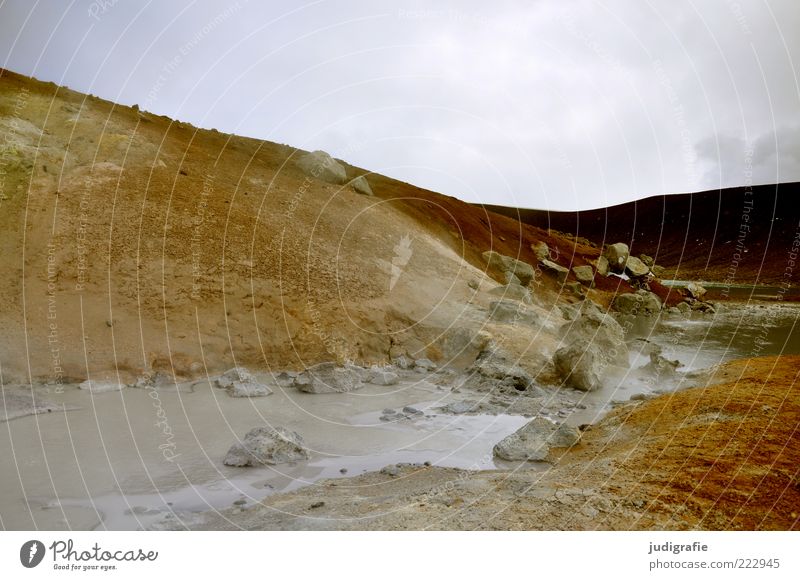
[367,368,399,386]
[553,341,602,391]
[540,259,569,283]
[560,306,629,366]
[469,347,534,393]
[295,150,347,184]
[414,358,437,371]
[482,251,535,285]
[293,362,364,394]
[572,265,595,285]
[223,426,308,467]
[595,255,610,276]
[503,271,522,285]
[488,284,532,304]
[624,256,650,278]
[639,254,655,268]
[215,367,273,398]
[651,265,666,278]
[489,300,538,325]
[78,380,125,393]
[676,301,691,314]
[604,243,630,273]
[531,241,549,262]
[493,417,580,461]
[613,289,662,316]
[349,175,373,196]
[686,282,707,300]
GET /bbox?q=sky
[1,0,798,210]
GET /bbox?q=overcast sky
[1,0,798,210]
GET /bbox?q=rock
[613,289,662,316]
[439,400,478,414]
[1,390,71,422]
[691,301,715,314]
[624,256,650,278]
[686,282,707,300]
[349,175,373,196]
[368,368,399,386]
[639,254,654,267]
[540,259,569,283]
[223,426,308,467]
[274,371,296,388]
[488,284,532,304]
[78,380,125,393]
[382,408,397,415]
[503,271,522,285]
[560,306,629,366]
[489,300,537,325]
[414,358,437,371]
[402,406,423,415]
[565,281,584,295]
[468,346,534,393]
[293,362,364,394]
[595,255,610,276]
[309,501,325,509]
[215,367,273,398]
[676,301,691,314]
[493,417,581,461]
[553,341,601,391]
[380,464,400,477]
[531,241,549,261]
[572,265,595,285]
[604,243,629,273]
[467,279,479,290]
[295,150,347,184]
[392,355,413,370]
[482,250,535,285]
[651,265,666,277]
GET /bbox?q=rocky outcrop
[604,243,629,273]
[215,367,273,398]
[540,259,569,282]
[531,241,549,262]
[553,341,601,391]
[223,426,309,467]
[296,150,347,184]
[482,251,535,285]
[489,300,538,325]
[613,289,662,316]
[488,284,532,304]
[560,304,629,366]
[293,362,364,394]
[349,175,373,196]
[624,256,650,278]
[572,265,594,285]
[493,417,581,461]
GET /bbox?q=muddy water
[2,303,798,530]
[0,378,529,530]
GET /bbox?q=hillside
[481,182,800,286]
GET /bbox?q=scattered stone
[676,301,691,314]
[293,362,364,394]
[493,417,581,461]
[233,499,247,506]
[403,406,423,415]
[414,358,437,371]
[295,150,347,184]
[482,251,535,285]
[223,426,309,467]
[468,346,535,393]
[439,400,478,414]
[604,243,630,273]
[531,241,549,262]
[560,305,629,366]
[339,468,348,474]
[572,265,595,285]
[595,255,610,276]
[380,465,400,477]
[686,282,707,300]
[624,256,650,278]
[392,355,413,370]
[215,367,273,398]
[382,408,397,415]
[368,368,400,386]
[488,284,532,304]
[639,254,654,267]
[553,341,601,391]
[349,175,373,195]
[309,501,325,509]
[467,279,479,290]
[503,271,522,285]
[489,300,537,325]
[613,289,662,316]
[540,259,569,283]
[651,265,666,278]
[274,371,296,388]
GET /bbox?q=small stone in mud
[339,468,348,474]
[309,501,325,509]
[424,461,432,467]
[382,408,397,415]
[233,499,247,506]
[403,406,422,415]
